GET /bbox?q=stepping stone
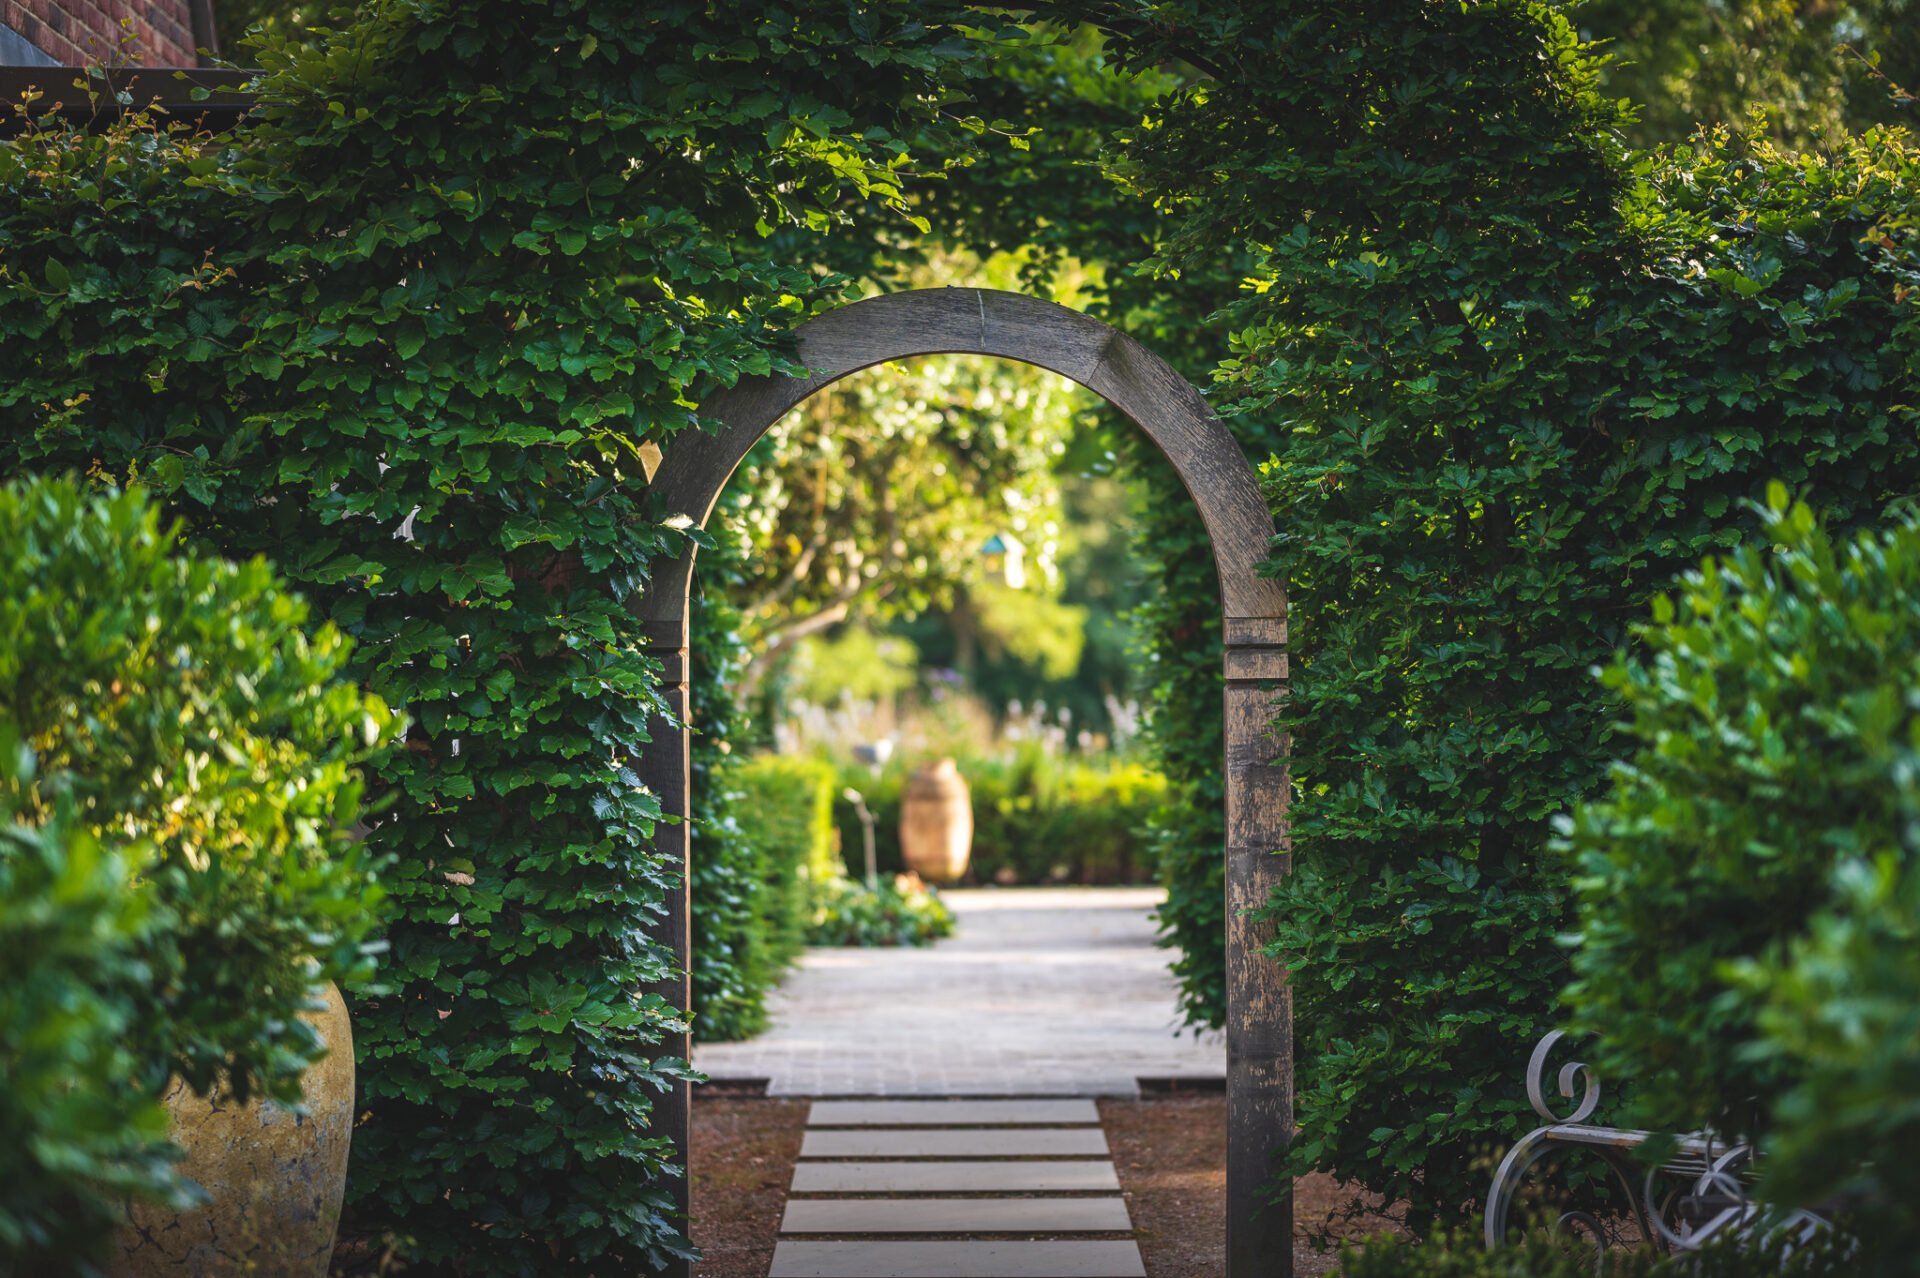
[809,1099,1100,1127]
[768,1239,1147,1278]
[790,1160,1121,1193]
[781,1196,1132,1234]
[802,1128,1109,1159]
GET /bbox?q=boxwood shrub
[0,478,396,1272]
[1563,487,1920,1264]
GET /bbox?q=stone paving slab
[698,888,1224,1096]
[808,1099,1099,1127]
[768,1240,1147,1277]
[801,1128,1110,1159]
[790,1161,1121,1193]
[781,1196,1132,1234]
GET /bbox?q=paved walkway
[769,1098,1144,1278]
[696,887,1223,1096]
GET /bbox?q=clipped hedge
[732,754,842,969]
[1564,489,1920,1265]
[0,3,995,1266]
[688,515,779,1044]
[829,748,1166,886]
[0,479,393,1273]
[1075,0,1920,1226]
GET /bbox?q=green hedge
[732,754,841,969]
[1564,489,1920,1265]
[688,513,783,1045]
[829,746,1166,886]
[1073,2,1920,1227]
[0,3,993,1266]
[0,479,393,1273]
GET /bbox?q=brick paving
[694,887,1224,1097]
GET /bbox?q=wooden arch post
[633,289,1292,1278]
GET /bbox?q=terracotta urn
[900,757,973,884]
[112,983,355,1278]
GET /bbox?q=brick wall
[0,0,201,66]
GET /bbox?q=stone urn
[900,757,973,884]
[113,983,355,1278]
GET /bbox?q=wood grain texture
[634,639,693,1278]
[633,289,1293,1278]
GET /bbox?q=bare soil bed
[1101,1094,1399,1278]
[690,1095,809,1278]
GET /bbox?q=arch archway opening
[634,288,1292,1278]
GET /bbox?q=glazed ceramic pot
[112,983,355,1278]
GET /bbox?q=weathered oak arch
[635,288,1293,1278]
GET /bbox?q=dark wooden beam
[0,65,257,134]
[188,0,222,68]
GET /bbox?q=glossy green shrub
[1564,490,1920,1264]
[0,787,182,1273]
[0,480,394,1101]
[0,479,393,1273]
[1747,844,1920,1269]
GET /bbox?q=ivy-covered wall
[0,0,989,1268]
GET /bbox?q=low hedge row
[694,753,958,1041]
[830,746,1166,886]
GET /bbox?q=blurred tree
[212,0,306,53]
[727,251,1101,682]
[1578,0,1919,147]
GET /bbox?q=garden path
[694,887,1224,1096]
[769,1098,1145,1278]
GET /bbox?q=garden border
[633,288,1293,1277]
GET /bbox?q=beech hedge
[1079,0,1920,1229]
[0,2,997,1267]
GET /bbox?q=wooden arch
[635,289,1292,1277]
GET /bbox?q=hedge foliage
[688,515,778,1045]
[1564,490,1920,1265]
[0,1,1001,1266]
[826,745,1167,886]
[0,479,392,1273]
[1050,1,1920,1226]
[7,0,1918,1260]
[729,754,840,978]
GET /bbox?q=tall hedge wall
[0,1,991,1268]
[1080,0,1920,1227]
